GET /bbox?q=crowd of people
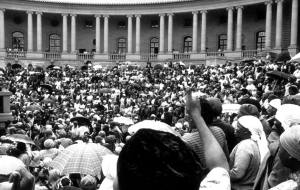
[0,55,300,190]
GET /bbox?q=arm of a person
[187,89,229,172]
[229,144,252,182]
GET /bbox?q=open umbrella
[0,155,25,175]
[93,65,103,70]
[53,66,61,70]
[10,104,19,112]
[131,83,140,90]
[46,65,55,69]
[91,76,101,83]
[41,99,55,105]
[128,120,180,137]
[81,65,88,71]
[153,64,163,70]
[113,117,134,125]
[5,134,35,145]
[49,143,113,176]
[35,66,44,71]
[267,70,288,80]
[130,76,140,81]
[99,88,112,93]
[12,63,22,69]
[241,58,256,63]
[290,52,300,63]
[70,116,91,126]
[25,105,43,111]
[127,65,134,71]
[40,84,53,95]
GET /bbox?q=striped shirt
[182,127,230,169]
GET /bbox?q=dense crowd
[1,56,300,190]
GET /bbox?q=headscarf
[280,125,300,161]
[238,116,269,163]
[275,104,300,130]
[99,155,118,190]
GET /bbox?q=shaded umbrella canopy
[81,65,88,71]
[241,57,256,63]
[91,76,101,83]
[128,65,134,71]
[5,134,35,145]
[49,143,112,176]
[154,64,163,70]
[11,63,22,69]
[35,66,44,71]
[70,116,91,126]
[46,65,55,69]
[40,84,53,95]
[25,105,43,111]
[10,104,18,112]
[267,70,288,80]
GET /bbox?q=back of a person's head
[199,98,214,125]
[117,128,203,190]
[239,98,261,113]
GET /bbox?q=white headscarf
[99,155,119,190]
[275,104,300,130]
[238,116,269,163]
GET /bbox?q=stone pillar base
[288,45,299,56]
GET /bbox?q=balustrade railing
[6,50,27,58]
[141,54,158,60]
[109,54,126,60]
[172,53,190,60]
[77,53,94,60]
[43,52,61,59]
[206,52,225,57]
[241,50,262,58]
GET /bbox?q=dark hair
[16,142,27,153]
[199,98,214,125]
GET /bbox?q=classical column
[62,13,68,53]
[275,0,284,49]
[36,12,42,52]
[27,11,33,52]
[167,13,174,53]
[127,15,133,54]
[200,10,207,52]
[159,14,165,53]
[103,15,109,54]
[226,7,234,51]
[192,11,198,53]
[0,9,5,50]
[235,6,243,51]
[265,1,273,50]
[70,14,76,53]
[289,0,298,49]
[95,15,101,54]
[135,15,141,54]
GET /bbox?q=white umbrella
[290,52,300,63]
[93,65,103,70]
[113,117,134,125]
[128,120,180,137]
[0,155,25,175]
[222,104,241,113]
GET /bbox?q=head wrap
[269,99,281,110]
[280,125,300,161]
[237,104,259,119]
[275,104,300,130]
[117,128,203,190]
[80,175,97,190]
[44,139,54,149]
[238,116,269,163]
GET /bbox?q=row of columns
[0,0,298,53]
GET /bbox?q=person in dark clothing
[161,107,173,126]
[207,98,237,153]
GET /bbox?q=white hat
[269,99,281,110]
[275,104,300,130]
[175,123,183,129]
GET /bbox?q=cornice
[0,0,270,15]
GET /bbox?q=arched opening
[150,37,159,54]
[12,31,24,50]
[49,34,61,52]
[183,36,192,53]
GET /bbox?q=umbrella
[267,70,288,80]
[81,65,88,70]
[12,63,22,69]
[0,71,4,75]
[113,117,134,125]
[222,104,241,113]
[49,143,113,176]
[290,52,300,63]
[53,66,61,70]
[128,120,180,137]
[10,104,18,112]
[46,65,55,69]
[40,84,53,95]
[179,61,185,66]
[5,134,35,145]
[128,65,134,71]
[91,76,101,83]
[0,155,25,175]
[154,64,163,70]
[41,99,55,105]
[70,116,91,126]
[241,58,256,63]
[131,83,140,90]
[25,105,43,111]
[93,65,103,70]
[99,88,112,93]
[35,66,44,71]
[130,76,140,81]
